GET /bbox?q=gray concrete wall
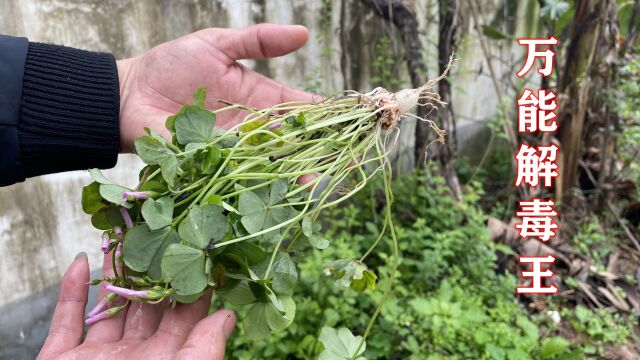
[0,0,532,357]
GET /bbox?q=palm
[118,24,313,151]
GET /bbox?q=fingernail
[222,310,236,338]
[75,252,87,260]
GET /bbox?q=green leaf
[159,155,178,187]
[242,295,296,340]
[318,327,366,360]
[202,146,221,174]
[161,243,207,295]
[270,252,298,293]
[540,337,570,359]
[90,206,124,230]
[141,197,174,230]
[285,113,306,128]
[218,282,257,306]
[193,87,207,108]
[243,302,272,340]
[140,180,168,194]
[349,270,377,292]
[238,180,295,236]
[264,296,296,331]
[324,260,375,291]
[99,184,132,208]
[174,105,216,145]
[148,229,180,280]
[88,169,132,208]
[134,136,174,165]
[302,216,329,250]
[225,242,265,266]
[123,225,175,273]
[82,181,106,214]
[178,205,228,249]
[173,290,205,304]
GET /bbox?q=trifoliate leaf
[238,180,296,237]
[174,105,216,145]
[324,260,376,292]
[178,205,228,249]
[90,205,125,230]
[161,243,207,295]
[318,327,366,360]
[141,197,174,230]
[134,136,174,165]
[123,224,176,273]
[302,216,329,250]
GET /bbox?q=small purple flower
[100,233,111,254]
[268,123,282,130]
[87,293,116,318]
[105,284,150,300]
[120,207,133,229]
[122,191,149,201]
[114,226,124,240]
[85,303,126,326]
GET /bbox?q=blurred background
[0,0,638,359]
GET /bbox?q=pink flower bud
[119,207,133,229]
[105,284,150,300]
[85,303,126,325]
[268,123,282,130]
[87,293,117,318]
[114,226,124,240]
[122,191,149,201]
[100,233,110,254]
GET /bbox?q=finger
[212,24,309,63]
[37,253,90,359]
[144,292,212,355]
[84,252,129,343]
[121,300,167,341]
[173,310,236,360]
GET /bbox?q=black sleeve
[0,35,120,187]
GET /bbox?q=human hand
[116,23,314,151]
[37,252,236,360]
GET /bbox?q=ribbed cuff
[18,42,120,178]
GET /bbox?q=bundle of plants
[81,64,449,356]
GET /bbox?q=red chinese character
[515,144,559,188]
[516,254,558,294]
[516,199,558,242]
[516,36,558,77]
[517,89,558,133]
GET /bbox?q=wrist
[116,58,136,152]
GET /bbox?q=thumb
[174,309,237,360]
[211,23,309,63]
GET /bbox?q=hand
[117,23,314,151]
[38,253,236,360]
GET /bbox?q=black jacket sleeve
[0,35,120,187]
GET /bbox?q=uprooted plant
[81,62,450,357]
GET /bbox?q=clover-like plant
[81,64,449,355]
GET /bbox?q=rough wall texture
[0,0,518,313]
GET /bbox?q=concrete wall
[0,0,531,357]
